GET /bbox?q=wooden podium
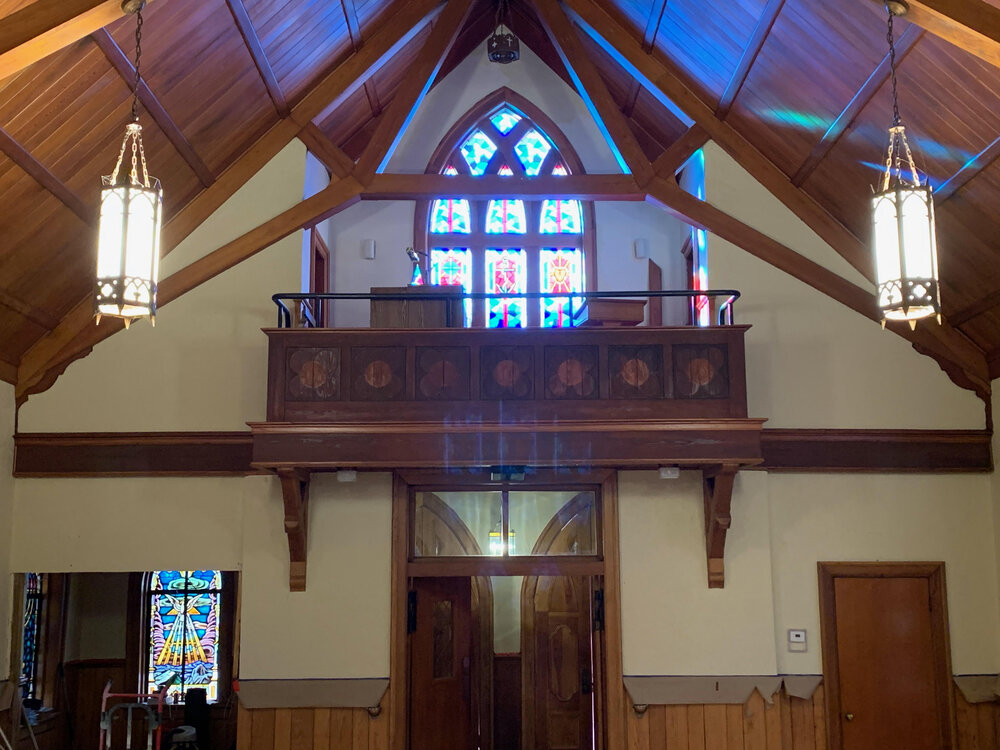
[370,285,466,328]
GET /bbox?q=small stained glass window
[430,247,473,325]
[148,570,222,702]
[460,130,497,176]
[443,165,459,176]
[498,164,514,176]
[490,108,522,135]
[20,574,43,700]
[486,248,526,328]
[485,199,526,234]
[430,199,472,234]
[539,199,582,234]
[514,129,551,176]
[551,163,568,176]
[540,248,584,328]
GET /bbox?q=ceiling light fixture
[95,0,162,328]
[487,0,519,64]
[871,0,940,329]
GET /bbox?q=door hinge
[407,590,417,634]
[593,588,605,632]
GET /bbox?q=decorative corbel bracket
[703,463,739,589]
[278,468,311,592]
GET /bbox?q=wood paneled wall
[956,690,1000,750]
[236,704,389,750]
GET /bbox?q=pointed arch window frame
[415,87,597,328]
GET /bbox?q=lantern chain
[130,8,144,122]
[887,9,900,128]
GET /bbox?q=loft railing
[271,288,741,329]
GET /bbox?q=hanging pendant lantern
[487,0,519,64]
[871,1,940,329]
[95,1,162,328]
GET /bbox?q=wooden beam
[91,29,215,188]
[0,357,17,385]
[225,0,289,117]
[563,0,874,280]
[353,0,474,181]
[641,0,667,51]
[792,25,924,187]
[0,0,158,79]
[299,123,355,179]
[0,288,60,330]
[935,133,1000,201]
[0,125,92,224]
[363,172,645,200]
[340,0,384,120]
[716,0,785,117]
[703,464,738,588]
[278,468,310,591]
[532,0,654,185]
[987,347,1000,381]
[903,0,1000,70]
[948,287,1000,327]
[652,124,709,176]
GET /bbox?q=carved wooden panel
[481,346,534,400]
[608,345,663,399]
[286,347,341,401]
[416,347,471,401]
[544,345,599,400]
[350,347,406,401]
[672,344,730,399]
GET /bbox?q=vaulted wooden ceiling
[2,0,1000,404]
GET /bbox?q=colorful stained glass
[490,108,521,135]
[485,199,526,234]
[20,574,42,699]
[551,163,568,176]
[147,570,222,701]
[443,165,459,176]
[539,199,582,234]
[514,129,551,176]
[430,247,473,325]
[485,248,526,328]
[460,130,497,176]
[540,248,584,328]
[430,199,471,233]
[498,164,514,176]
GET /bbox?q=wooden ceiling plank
[652,123,709,176]
[225,0,290,117]
[949,287,1000,327]
[299,122,354,179]
[340,0,384,121]
[0,0,158,79]
[935,133,1000,201]
[642,0,667,52]
[905,0,1000,70]
[532,0,653,186]
[364,172,644,199]
[563,0,874,280]
[0,125,92,224]
[792,25,924,187]
[91,29,215,188]
[0,288,59,330]
[716,0,786,118]
[353,0,474,181]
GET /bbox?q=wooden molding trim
[12,428,992,477]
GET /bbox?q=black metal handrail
[271,288,741,329]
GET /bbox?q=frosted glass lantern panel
[900,189,936,278]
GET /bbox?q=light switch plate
[788,629,807,652]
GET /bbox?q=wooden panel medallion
[415,347,471,401]
[481,346,534,400]
[672,344,729,399]
[609,345,663,399]
[351,347,406,401]
[544,345,599,399]
[286,347,341,401]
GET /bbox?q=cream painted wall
[768,472,1000,675]
[618,470,778,676]
[705,143,983,429]
[0,382,13,678]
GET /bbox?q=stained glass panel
[460,130,497,176]
[551,163,568,176]
[485,199,526,234]
[514,129,551,176]
[489,108,521,135]
[485,248,526,328]
[430,199,471,234]
[20,573,42,699]
[539,199,582,234]
[148,570,222,701]
[498,164,514,176]
[540,248,584,328]
[443,165,459,176]
[430,247,473,325]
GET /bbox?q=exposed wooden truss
[903,0,1000,69]
[651,124,709,176]
[0,125,92,224]
[225,0,289,117]
[716,0,786,118]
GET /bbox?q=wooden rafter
[0,289,59,331]
[642,0,667,51]
[935,133,1000,202]
[0,357,17,385]
[792,25,924,187]
[652,124,709,176]
[353,0,475,181]
[716,0,785,118]
[278,468,310,591]
[532,0,654,186]
[299,123,355,179]
[0,125,92,224]
[91,29,215,188]
[225,0,289,117]
[340,0,384,119]
[949,288,1000,328]
[703,464,738,588]
[0,0,158,79]
[903,0,1000,69]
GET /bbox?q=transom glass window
[20,573,44,700]
[422,93,594,327]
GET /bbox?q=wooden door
[410,577,473,750]
[820,563,953,750]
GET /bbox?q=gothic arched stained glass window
[419,89,595,327]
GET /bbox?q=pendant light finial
[487,0,519,64]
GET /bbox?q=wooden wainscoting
[235,703,390,750]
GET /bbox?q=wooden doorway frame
[388,470,626,750]
[817,561,955,750]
